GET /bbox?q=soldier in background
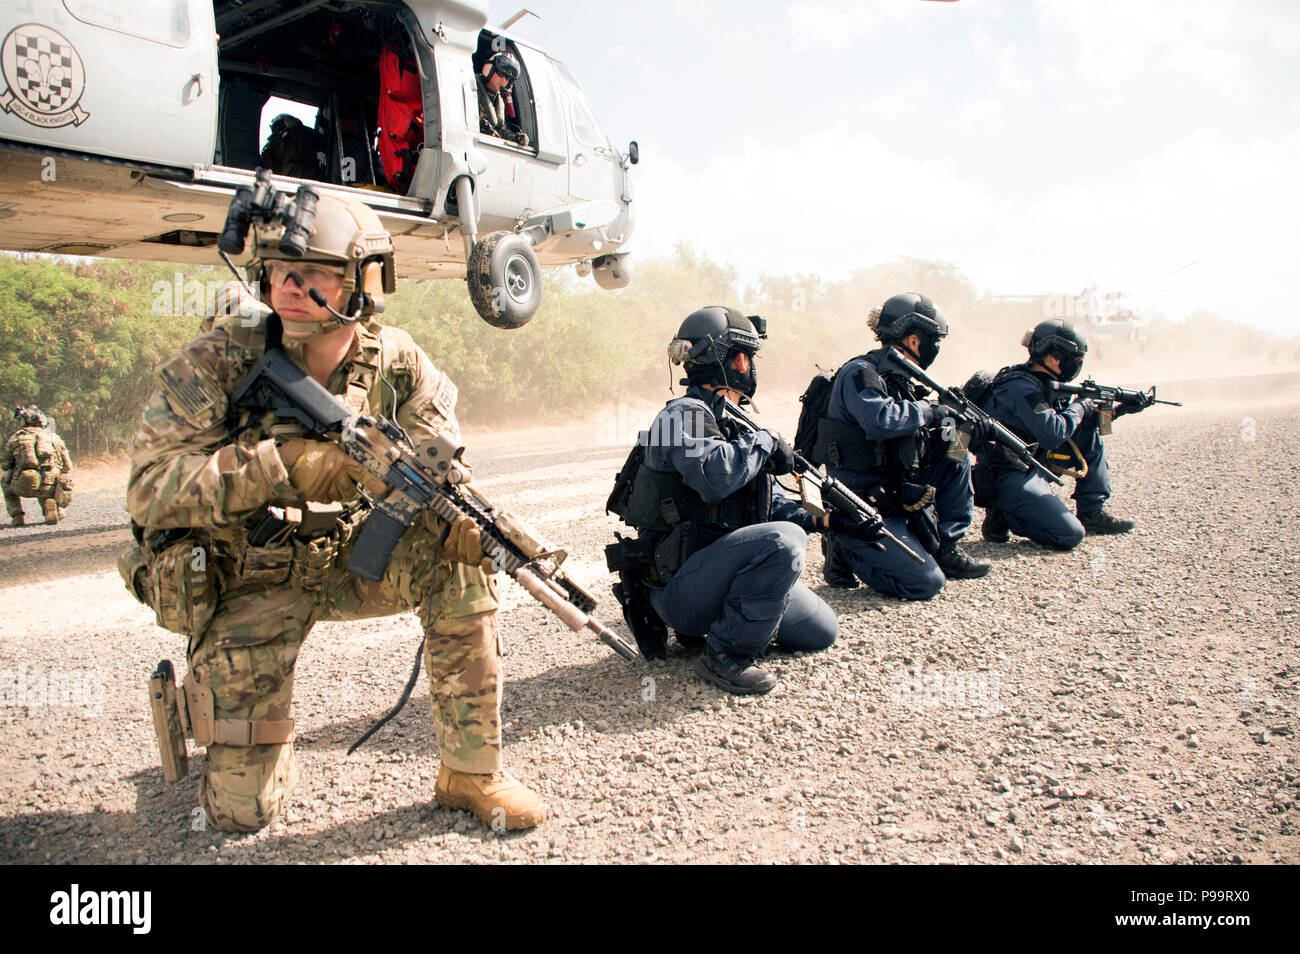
[817,293,989,600]
[123,192,545,833]
[3,405,73,526]
[975,319,1135,549]
[608,307,883,694]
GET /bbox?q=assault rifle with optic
[880,348,1065,486]
[721,398,926,566]
[231,347,639,663]
[1045,379,1180,435]
[1046,378,1181,411]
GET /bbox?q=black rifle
[721,398,926,566]
[880,349,1065,487]
[231,347,639,662]
[1046,378,1181,412]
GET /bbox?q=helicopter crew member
[976,319,1135,549]
[609,307,885,695]
[477,52,529,147]
[818,293,989,600]
[124,191,546,833]
[3,405,73,526]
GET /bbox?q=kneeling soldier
[975,319,1135,549]
[817,293,989,600]
[124,191,545,832]
[608,307,883,694]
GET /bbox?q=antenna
[500,9,539,30]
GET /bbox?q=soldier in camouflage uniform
[477,52,529,147]
[123,193,546,832]
[3,405,73,526]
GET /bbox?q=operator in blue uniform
[975,319,1134,549]
[605,307,884,694]
[816,293,989,600]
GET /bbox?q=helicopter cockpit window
[213,1,429,194]
[63,0,190,48]
[473,32,539,153]
[551,60,604,149]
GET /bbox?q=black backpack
[960,369,998,410]
[793,369,835,464]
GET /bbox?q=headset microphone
[308,287,364,324]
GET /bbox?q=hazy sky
[506,0,1299,336]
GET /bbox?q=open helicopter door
[0,0,217,169]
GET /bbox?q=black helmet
[489,52,520,84]
[1024,319,1088,381]
[668,306,767,397]
[871,292,948,368]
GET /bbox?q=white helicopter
[0,0,637,327]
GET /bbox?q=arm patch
[432,372,458,419]
[851,364,887,394]
[158,352,225,429]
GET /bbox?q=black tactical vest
[814,348,928,485]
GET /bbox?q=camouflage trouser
[3,472,72,521]
[188,515,500,832]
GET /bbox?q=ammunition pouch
[813,418,880,472]
[653,521,701,580]
[11,468,41,496]
[234,502,358,591]
[621,463,769,536]
[181,670,294,748]
[120,529,222,638]
[51,473,73,507]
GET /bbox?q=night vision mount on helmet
[667,306,767,398]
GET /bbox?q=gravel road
[0,381,1296,864]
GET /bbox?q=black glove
[1071,398,1099,421]
[762,434,795,475]
[828,508,886,544]
[1120,391,1155,416]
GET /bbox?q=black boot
[820,534,858,589]
[1078,508,1134,535]
[694,645,777,695]
[936,542,991,580]
[981,506,1009,543]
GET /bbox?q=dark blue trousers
[832,451,974,601]
[984,418,1112,550]
[648,522,837,665]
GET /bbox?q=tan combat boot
[435,763,547,831]
[42,499,59,525]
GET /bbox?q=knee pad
[199,742,297,833]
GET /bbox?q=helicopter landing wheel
[467,231,542,329]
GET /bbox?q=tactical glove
[441,515,496,574]
[828,509,887,548]
[1071,398,1099,421]
[279,438,385,503]
[762,434,795,475]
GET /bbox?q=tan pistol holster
[148,660,189,784]
[181,670,294,747]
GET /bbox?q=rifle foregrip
[347,509,410,581]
